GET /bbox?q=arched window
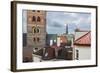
[32,27,36,33]
[32,10,35,12]
[37,16,41,22]
[37,37,40,42]
[33,38,36,42]
[37,10,40,12]
[32,16,36,21]
[37,28,40,33]
[34,29,36,33]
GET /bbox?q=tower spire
[66,24,68,34]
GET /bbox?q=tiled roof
[74,31,91,46]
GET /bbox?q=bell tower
[27,10,46,51]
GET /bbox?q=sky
[46,11,91,34]
[22,10,91,34]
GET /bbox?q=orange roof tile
[74,31,91,46]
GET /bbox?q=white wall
[0,0,100,73]
[75,46,91,60]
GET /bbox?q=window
[37,16,41,22]
[32,16,36,21]
[33,38,36,42]
[34,29,36,33]
[32,27,40,33]
[32,10,35,12]
[37,37,40,42]
[32,27,36,33]
[76,50,79,60]
[37,10,40,12]
[33,37,40,42]
[37,28,40,33]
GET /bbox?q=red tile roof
[74,31,91,46]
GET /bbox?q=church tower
[27,10,46,51]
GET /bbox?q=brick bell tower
[27,10,46,51]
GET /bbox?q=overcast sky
[22,10,91,34]
[46,11,91,34]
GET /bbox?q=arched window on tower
[33,38,36,42]
[32,27,36,33]
[37,16,41,22]
[34,28,36,33]
[37,10,40,12]
[32,16,36,21]
[37,28,40,33]
[32,10,35,12]
[37,37,40,42]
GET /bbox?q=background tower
[66,24,68,34]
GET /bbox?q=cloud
[47,19,64,29]
[71,14,91,26]
[70,13,78,17]
[46,11,91,34]
[52,21,63,27]
[64,12,78,18]
[87,16,91,24]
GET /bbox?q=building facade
[74,31,91,60]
